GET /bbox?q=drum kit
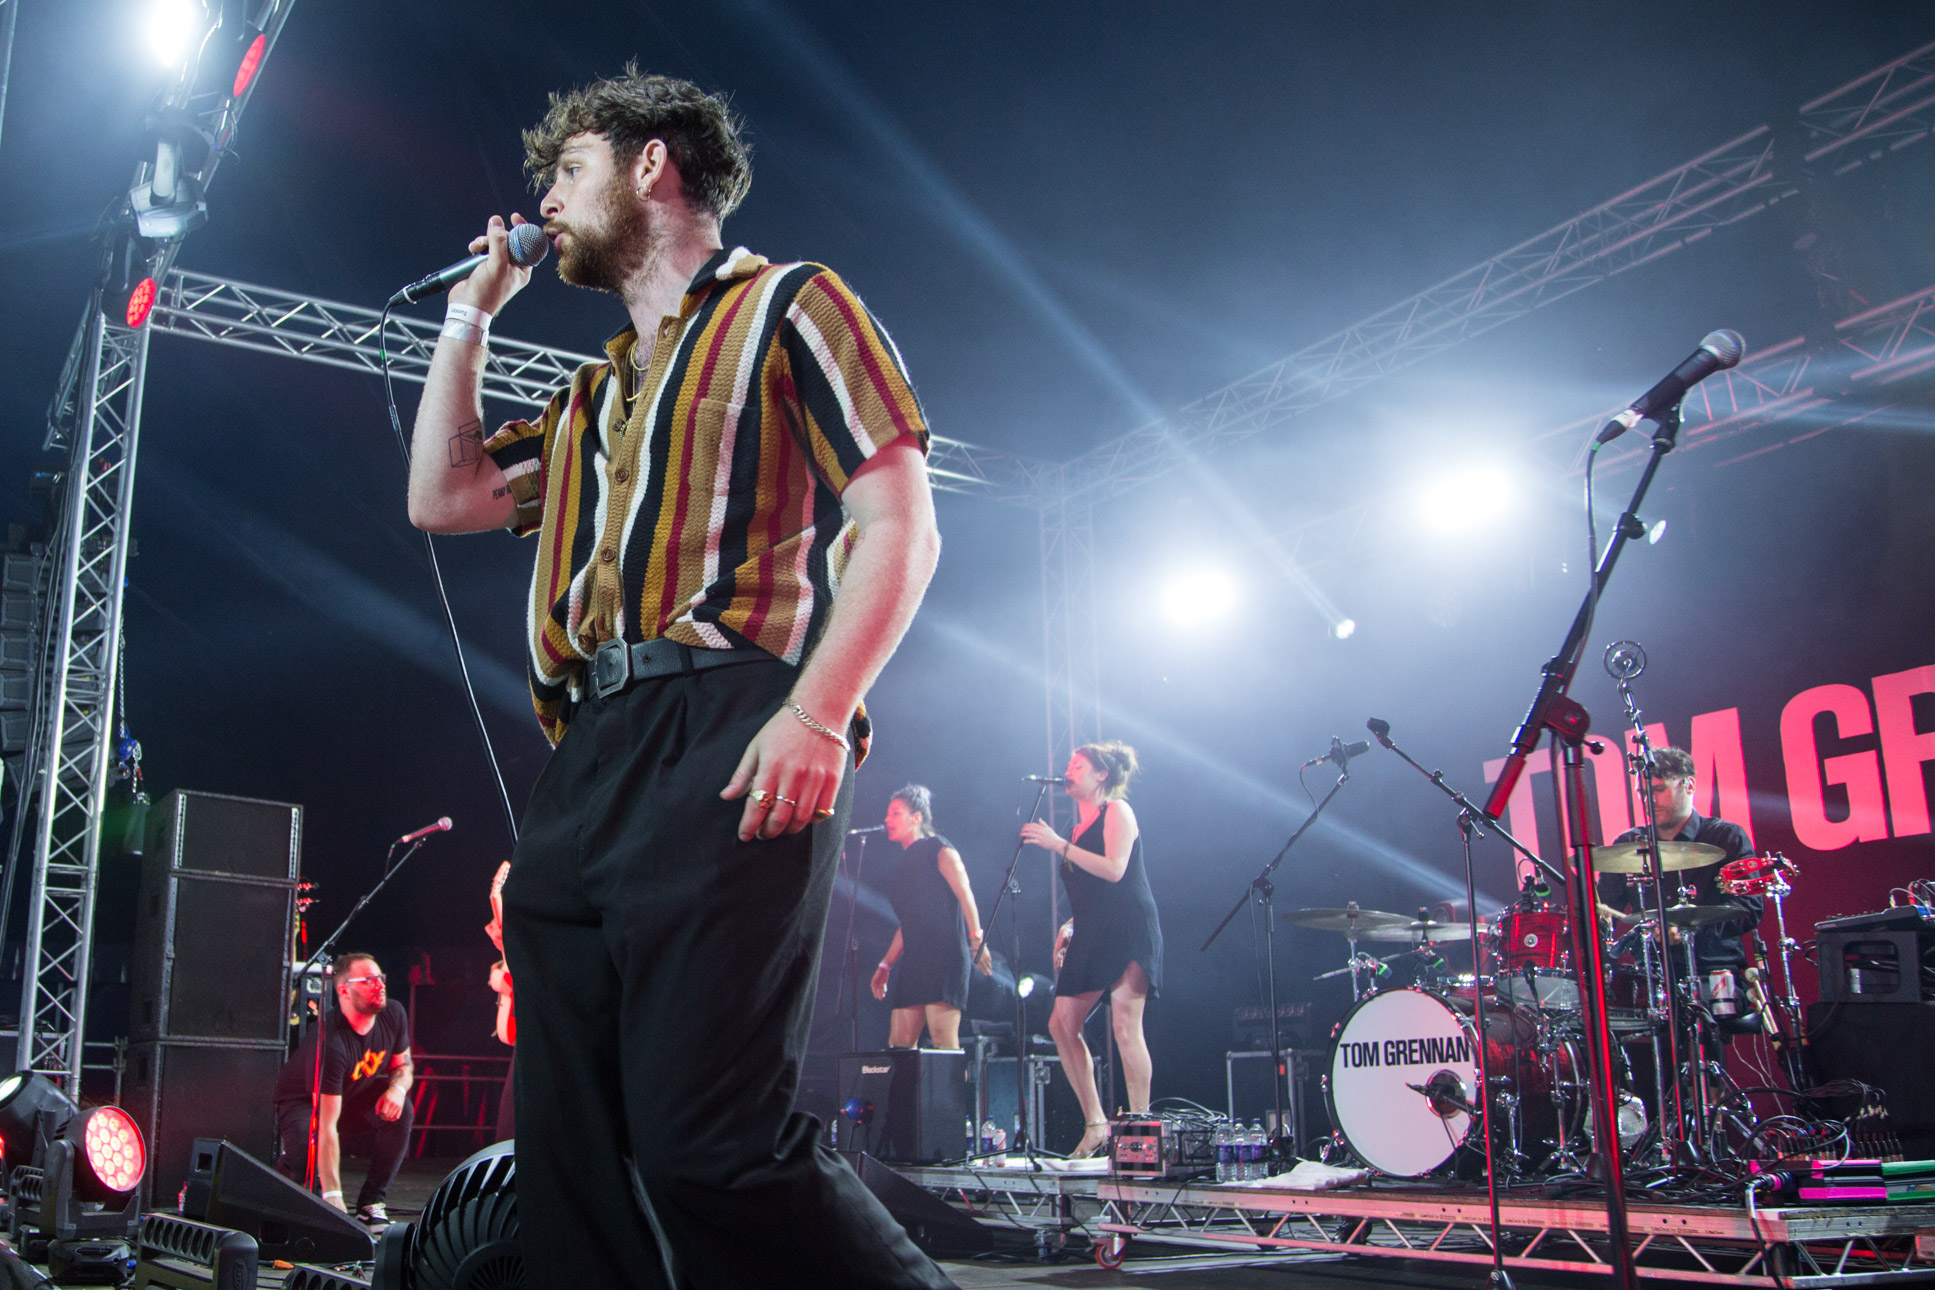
[1287,842,1806,1180]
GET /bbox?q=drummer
[1595,746,1761,979]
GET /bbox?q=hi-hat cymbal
[1362,919,1477,943]
[1633,902,1742,929]
[1282,906,1409,934]
[1594,840,1726,874]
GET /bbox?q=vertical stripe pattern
[483,247,928,747]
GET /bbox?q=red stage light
[76,1106,145,1197]
[233,33,267,98]
[126,278,158,329]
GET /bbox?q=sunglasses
[344,973,388,986]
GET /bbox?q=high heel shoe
[1072,1119,1111,1159]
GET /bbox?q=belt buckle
[591,641,630,698]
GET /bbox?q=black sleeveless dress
[1055,803,1163,998]
[886,834,971,1010]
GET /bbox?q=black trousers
[502,657,953,1290]
[272,1090,412,1208]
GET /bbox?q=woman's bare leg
[1109,962,1153,1112]
[925,1004,963,1050]
[1049,991,1110,1154]
[887,1006,924,1048]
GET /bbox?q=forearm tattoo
[449,418,484,468]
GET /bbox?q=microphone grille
[1701,329,1746,369]
[507,222,550,269]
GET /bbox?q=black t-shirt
[1598,811,1760,969]
[274,1000,411,1104]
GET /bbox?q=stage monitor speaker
[852,1153,994,1257]
[1808,1001,1935,1154]
[835,1050,968,1165]
[131,791,300,1045]
[203,1140,374,1263]
[124,1040,285,1208]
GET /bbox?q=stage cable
[379,305,520,846]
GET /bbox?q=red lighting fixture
[74,1106,145,1199]
[125,278,158,329]
[233,33,267,98]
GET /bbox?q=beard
[552,173,653,293]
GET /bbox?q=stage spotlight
[146,0,207,66]
[1332,618,1357,640]
[1157,566,1237,626]
[1014,973,1052,999]
[0,1072,78,1167]
[73,1108,145,1201]
[1417,465,1513,533]
[1647,518,1668,545]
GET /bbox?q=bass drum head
[1326,988,1478,1176]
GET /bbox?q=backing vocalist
[870,785,993,1050]
[1019,741,1162,1158]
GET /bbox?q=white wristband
[322,1189,344,1199]
[440,319,487,347]
[445,301,494,330]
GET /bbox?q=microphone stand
[1607,655,1690,1166]
[836,831,872,1053]
[296,834,433,1192]
[1200,753,1360,1163]
[1368,720,1547,1290]
[1476,404,1688,1290]
[978,781,1054,1163]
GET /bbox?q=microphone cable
[378,302,520,845]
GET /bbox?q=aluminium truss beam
[1046,39,1935,509]
[144,268,1014,498]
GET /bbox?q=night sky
[1,3,1930,1110]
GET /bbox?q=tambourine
[1718,852,1798,896]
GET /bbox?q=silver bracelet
[440,319,487,347]
[786,702,850,751]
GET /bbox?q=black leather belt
[589,637,767,700]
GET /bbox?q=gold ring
[813,807,835,821]
[774,795,798,807]
[749,788,773,805]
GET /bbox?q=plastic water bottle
[1245,1119,1265,1181]
[1214,1124,1232,1182]
[1252,1120,1271,1181]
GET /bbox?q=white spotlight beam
[1046,40,1935,510]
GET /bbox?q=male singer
[405,68,947,1288]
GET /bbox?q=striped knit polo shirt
[484,246,929,751]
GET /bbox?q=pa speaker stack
[125,790,301,1206]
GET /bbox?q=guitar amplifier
[1816,911,1935,1004]
[833,1050,969,1165]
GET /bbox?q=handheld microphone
[847,824,886,835]
[1298,737,1371,770]
[1595,329,1745,445]
[389,223,550,306]
[1025,775,1068,783]
[396,817,453,845]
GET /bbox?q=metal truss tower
[12,0,300,1087]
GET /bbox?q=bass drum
[1324,988,1575,1176]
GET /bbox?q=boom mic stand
[1366,717,1552,1290]
[977,780,1055,1163]
[1478,400,1700,1290]
[295,832,438,1193]
[1200,748,1362,1164]
[835,830,873,1053]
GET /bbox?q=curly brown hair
[523,64,752,222]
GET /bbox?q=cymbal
[1361,919,1477,943]
[1633,902,1742,930]
[1282,906,1409,934]
[1594,840,1726,874]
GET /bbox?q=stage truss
[896,1165,1935,1286]
[8,29,1934,1088]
